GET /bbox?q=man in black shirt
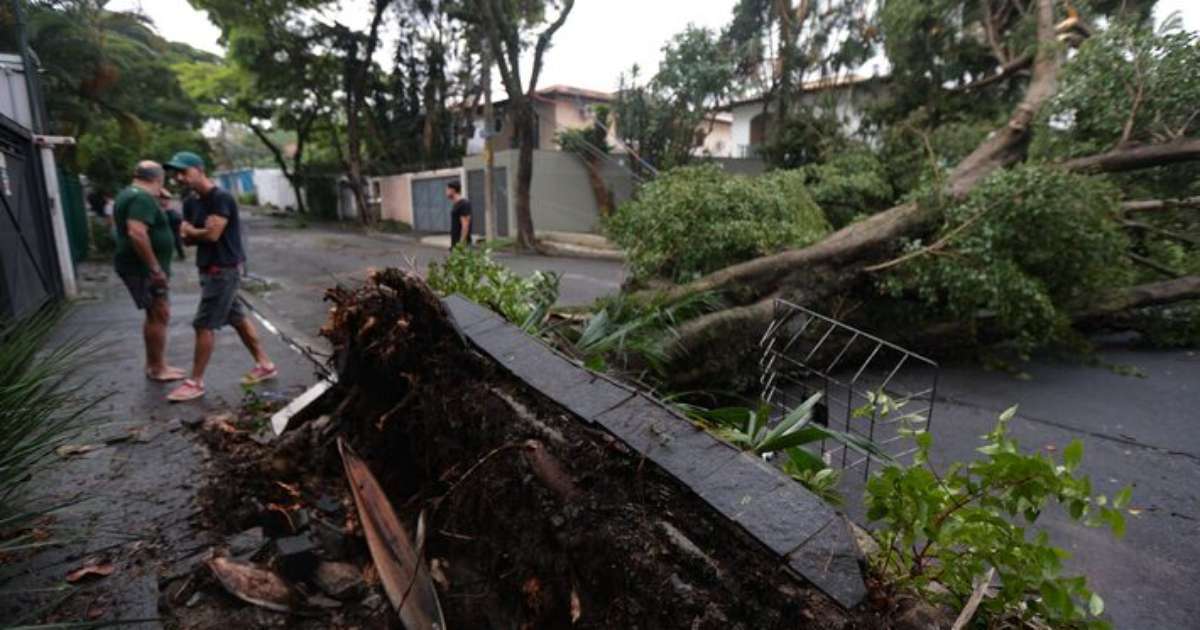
[162,151,276,402]
[445,180,472,249]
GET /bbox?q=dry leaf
[55,444,102,458]
[66,560,115,583]
[208,556,294,613]
[570,588,582,623]
[430,559,450,590]
[274,481,301,498]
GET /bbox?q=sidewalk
[0,262,319,626]
[418,230,625,261]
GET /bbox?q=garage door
[411,175,460,233]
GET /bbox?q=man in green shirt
[113,161,186,382]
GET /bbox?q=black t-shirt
[190,187,246,268]
[450,198,472,247]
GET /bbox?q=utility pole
[482,49,497,243]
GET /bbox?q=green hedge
[607,165,830,281]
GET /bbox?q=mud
[173,269,893,629]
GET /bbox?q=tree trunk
[581,156,612,217]
[247,121,307,215]
[1061,138,1200,173]
[512,100,537,250]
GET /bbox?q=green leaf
[1113,486,1132,509]
[1063,440,1084,472]
[999,405,1018,422]
[1089,592,1105,616]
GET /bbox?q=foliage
[562,291,722,375]
[678,394,896,507]
[867,406,1129,628]
[881,166,1133,352]
[1132,302,1200,349]
[87,216,115,258]
[799,145,895,228]
[0,307,105,556]
[426,245,559,332]
[1034,18,1200,161]
[607,165,829,281]
[236,191,258,206]
[613,26,734,173]
[25,1,215,194]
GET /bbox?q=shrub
[867,407,1128,629]
[800,146,895,228]
[607,164,829,281]
[237,191,259,206]
[881,166,1132,352]
[426,246,559,332]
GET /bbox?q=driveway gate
[0,114,60,319]
[410,175,460,233]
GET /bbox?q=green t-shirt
[113,186,173,277]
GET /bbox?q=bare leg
[144,300,167,372]
[192,328,217,382]
[232,318,272,367]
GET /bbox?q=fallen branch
[1062,138,1200,173]
[951,567,997,630]
[949,54,1033,93]
[1074,275,1200,327]
[864,210,988,273]
[1127,253,1183,278]
[1121,196,1200,213]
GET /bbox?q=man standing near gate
[113,160,186,382]
[445,180,472,249]
[162,151,276,403]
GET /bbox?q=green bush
[607,165,830,281]
[881,166,1132,351]
[237,191,259,206]
[426,246,559,332]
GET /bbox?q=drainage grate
[759,299,940,480]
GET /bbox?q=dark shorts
[120,273,168,310]
[194,267,246,330]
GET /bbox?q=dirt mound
[173,269,889,628]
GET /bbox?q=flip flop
[146,367,187,382]
[241,364,278,386]
[167,379,206,402]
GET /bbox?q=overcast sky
[113,0,1199,94]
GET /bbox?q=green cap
[164,151,205,171]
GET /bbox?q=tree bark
[1121,196,1200,213]
[512,101,537,249]
[346,0,392,225]
[1073,275,1200,328]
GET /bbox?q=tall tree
[469,0,576,251]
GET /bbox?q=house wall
[463,149,636,235]
[697,119,734,158]
[252,168,299,209]
[0,54,34,130]
[730,80,887,157]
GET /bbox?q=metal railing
[759,299,940,480]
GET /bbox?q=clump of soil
[176,269,892,629]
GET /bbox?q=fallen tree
[625,0,1200,387]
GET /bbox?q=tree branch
[1074,275,1200,327]
[949,53,1032,93]
[1127,252,1184,278]
[528,0,575,94]
[1061,138,1200,173]
[1121,196,1200,213]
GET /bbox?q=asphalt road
[240,212,1199,629]
[239,213,625,339]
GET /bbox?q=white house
[727,74,888,158]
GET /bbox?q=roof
[723,74,885,110]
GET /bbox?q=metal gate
[0,114,60,320]
[410,175,460,233]
[466,167,508,238]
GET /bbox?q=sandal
[241,364,279,386]
[167,379,206,402]
[146,366,187,382]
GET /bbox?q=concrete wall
[462,149,636,235]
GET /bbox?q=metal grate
[759,299,940,479]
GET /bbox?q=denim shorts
[120,273,168,310]
[194,267,246,330]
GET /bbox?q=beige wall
[373,166,464,225]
